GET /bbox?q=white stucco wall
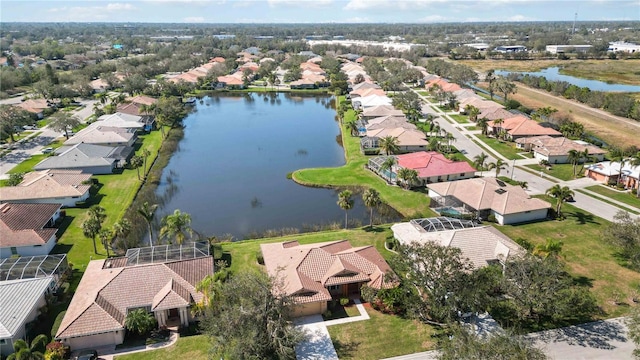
[494,208,549,225]
[0,234,57,259]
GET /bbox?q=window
[0,339,6,345]
[10,247,17,255]
[328,285,340,291]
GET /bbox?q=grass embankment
[476,134,524,160]
[292,102,435,219]
[524,163,581,182]
[497,198,640,317]
[584,185,640,211]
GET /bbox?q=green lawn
[449,114,469,124]
[524,163,581,181]
[7,139,66,174]
[495,198,640,317]
[465,126,479,131]
[293,102,435,219]
[416,91,429,96]
[327,307,435,359]
[584,185,640,210]
[476,135,522,160]
[115,335,208,360]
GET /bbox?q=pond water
[495,67,640,92]
[156,93,401,240]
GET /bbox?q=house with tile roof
[0,203,62,258]
[15,99,50,119]
[488,115,562,140]
[428,177,551,225]
[358,115,414,135]
[369,151,476,185]
[0,169,91,207]
[515,136,606,164]
[0,277,54,355]
[391,219,524,269]
[34,143,133,174]
[260,240,395,317]
[64,123,137,147]
[363,127,429,153]
[360,105,405,120]
[96,112,145,130]
[584,161,640,190]
[352,95,393,110]
[56,247,213,350]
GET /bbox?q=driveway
[295,315,339,360]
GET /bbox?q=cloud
[267,0,333,8]
[105,3,136,10]
[508,14,534,21]
[46,3,138,21]
[343,16,371,23]
[344,0,446,10]
[419,14,450,23]
[184,16,205,22]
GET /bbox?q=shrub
[256,250,264,265]
[385,238,396,250]
[360,285,378,304]
[340,298,350,306]
[487,214,497,223]
[323,309,333,319]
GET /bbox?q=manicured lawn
[495,198,640,317]
[524,163,581,181]
[327,307,435,359]
[7,138,66,174]
[466,126,479,131]
[584,185,640,210]
[293,102,435,219]
[416,91,429,96]
[114,335,208,360]
[449,114,469,124]
[476,135,522,160]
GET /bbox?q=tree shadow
[530,318,628,350]
[567,210,598,225]
[55,215,75,238]
[332,339,361,358]
[363,225,386,233]
[572,275,595,288]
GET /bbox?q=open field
[460,59,640,85]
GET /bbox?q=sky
[1,0,639,23]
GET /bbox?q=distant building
[464,43,490,51]
[495,45,527,53]
[546,45,592,54]
[608,42,640,53]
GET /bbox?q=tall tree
[631,153,640,198]
[202,271,304,360]
[130,155,143,181]
[486,69,496,100]
[0,105,32,142]
[141,148,151,177]
[379,156,397,183]
[160,209,193,245]
[567,149,582,178]
[112,218,132,253]
[626,303,640,359]
[138,202,158,246]
[98,228,113,258]
[473,153,489,176]
[488,159,507,178]
[604,211,640,270]
[494,76,517,102]
[48,112,81,139]
[379,135,400,155]
[362,188,380,229]
[6,172,24,187]
[546,185,574,219]
[337,190,354,229]
[397,167,418,189]
[82,205,106,254]
[476,117,489,135]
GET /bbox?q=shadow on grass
[363,225,386,233]
[55,215,76,238]
[573,275,595,288]
[567,210,598,225]
[333,339,361,359]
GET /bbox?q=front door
[168,308,179,319]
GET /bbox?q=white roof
[0,277,52,339]
[96,112,144,129]
[585,161,640,179]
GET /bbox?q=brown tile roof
[489,115,562,137]
[56,256,213,339]
[0,203,61,248]
[515,136,606,157]
[0,170,91,203]
[126,95,157,106]
[428,177,551,215]
[260,240,395,305]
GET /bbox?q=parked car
[23,125,37,130]
[75,350,98,360]
[42,147,54,154]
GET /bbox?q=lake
[156,93,400,240]
[495,67,640,92]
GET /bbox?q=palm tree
[160,209,193,244]
[337,190,354,229]
[445,132,456,153]
[473,152,488,176]
[83,205,106,254]
[346,120,359,136]
[379,156,397,183]
[141,148,151,177]
[125,308,156,336]
[6,335,47,360]
[486,69,496,100]
[609,146,629,186]
[488,159,507,178]
[533,239,564,260]
[397,168,418,189]
[98,228,113,258]
[362,188,380,229]
[546,185,574,219]
[428,137,440,152]
[379,135,400,155]
[567,149,582,178]
[477,118,489,136]
[113,218,132,252]
[138,202,158,246]
[492,118,504,136]
[468,106,481,122]
[130,155,143,180]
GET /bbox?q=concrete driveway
[295,315,339,360]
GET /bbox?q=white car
[23,125,37,130]
[42,147,54,154]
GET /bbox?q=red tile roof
[489,115,561,137]
[0,203,61,247]
[396,151,476,178]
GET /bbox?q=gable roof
[366,127,428,147]
[56,256,212,339]
[391,223,524,269]
[97,112,144,129]
[489,115,562,137]
[361,105,404,118]
[126,95,157,106]
[0,170,91,203]
[395,151,476,178]
[33,143,125,171]
[0,278,52,339]
[0,203,61,248]
[515,136,606,157]
[64,123,135,146]
[260,240,395,305]
[428,177,551,215]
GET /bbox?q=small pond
[156,93,401,240]
[495,67,640,92]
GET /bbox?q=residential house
[391,218,524,269]
[0,278,55,355]
[0,169,91,207]
[0,203,62,258]
[115,104,156,131]
[64,124,137,147]
[289,78,318,89]
[34,143,133,174]
[358,115,413,136]
[90,78,109,93]
[96,112,145,130]
[56,243,213,351]
[515,136,606,164]
[260,240,395,317]
[584,161,640,190]
[488,115,562,140]
[360,105,404,120]
[16,99,49,119]
[352,95,392,110]
[428,177,551,225]
[350,87,386,98]
[364,127,429,153]
[217,74,245,89]
[369,151,476,185]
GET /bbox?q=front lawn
[115,335,208,360]
[327,307,435,359]
[524,163,581,181]
[476,135,522,160]
[449,114,469,124]
[495,199,640,317]
[584,185,640,210]
[293,102,435,219]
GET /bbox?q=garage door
[69,332,118,350]
[293,302,324,317]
